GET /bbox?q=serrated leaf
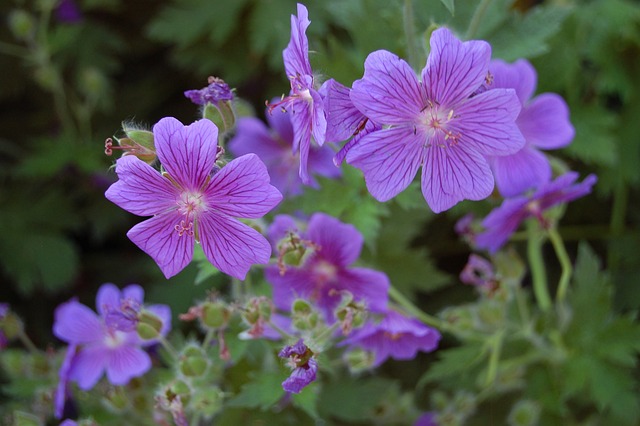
[292,384,320,419]
[318,377,392,421]
[419,344,486,385]
[227,371,285,409]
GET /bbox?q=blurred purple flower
[54,344,77,419]
[415,412,439,426]
[53,284,171,391]
[55,0,82,23]
[0,303,8,349]
[346,28,524,212]
[487,59,575,197]
[228,102,340,197]
[271,3,326,184]
[105,117,282,279]
[460,254,496,288]
[278,339,317,393]
[265,213,389,320]
[476,172,597,253]
[184,76,233,106]
[341,310,441,367]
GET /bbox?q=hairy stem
[527,219,551,312]
[403,0,420,71]
[548,227,573,303]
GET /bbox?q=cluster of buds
[332,290,368,335]
[240,296,274,339]
[275,231,318,275]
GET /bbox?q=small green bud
[291,299,318,330]
[8,10,34,41]
[344,348,375,373]
[1,312,23,340]
[507,399,540,426]
[34,66,58,91]
[201,301,229,329]
[78,67,107,100]
[292,299,313,315]
[179,347,208,377]
[474,300,504,330]
[452,391,477,416]
[136,310,163,340]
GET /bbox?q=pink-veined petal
[106,346,151,386]
[320,79,364,143]
[198,213,272,280]
[127,212,195,279]
[423,28,491,105]
[422,142,494,213]
[351,50,424,125]
[490,146,551,197]
[205,154,282,218]
[489,59,536,105]
[290,102,313,184]
[283,3,312,78]
[519,93,574,149]
[310,88,327,146]
[105,156,178,217]
[346,127,424,202]
[69,345,109,390]
[53,300,103,344]
[452,89,524,156]
[154,117,219,191]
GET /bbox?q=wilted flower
[105,117,282,279]
[278,339,318,393]
[184,76,233,106]
[476,172,597,253]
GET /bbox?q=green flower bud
[1,312,23,340]
[507,399,540,426]
[78,67,107,100]
[344,348,375,373]
[201,301,229,329]
[8,10,34,41]
[136,310,163,340]
[291,299,318,331]
[179,347,208,377]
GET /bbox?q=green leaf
[419,344,486,385]
[318,377,392,421]
[227,371,285,410]
[292,385,320,419]
[439,0,454,15]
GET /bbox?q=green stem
[513,283,531,327]
[484,330,504,386]
[202,328,216,350]
[608,175,628,270]
[17,330,39,354]
[158,335,179,361]
[0,41,29,58]
[527,219,551,312]
[388,285,445,330]
[403,0,419,71]
[466,0,493,39]
[548,227,573,303]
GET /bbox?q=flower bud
[179,347,208,377]
[190,386,224,418]
[201,301,230,329]
[8,10,34,41]
[344,348,375,373]
[78,67,107,101]
[507,399,540,426]
[0,310,22,340]
[291,299,318,331]
[136,310,163,341]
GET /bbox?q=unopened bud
[8,10,34,41]
[344,348,375,373]
[136,310,163,340]
[507,399,540,426]
[291,299,318,331]
[201,301,229,329]
[179,347,208,377]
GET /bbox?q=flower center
[312,259,338,284]
[175,192,206,237]
[104,329,127,349]
[383,331,404,341]
[420,101,460,147]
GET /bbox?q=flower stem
[403,0,420,71]
[484,330,504,386]
[158,335,179,361]
[527,219,551,312]
[17,330,39,354]
[388,285,444,329]
[548,227,573,303]
[202,328,216,349]
[608,175,628,270]
[466,0,493,39]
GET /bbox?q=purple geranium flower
[487,59,575,197]
[184,76,233,106]
[415,412,439,426]
[460,254,496,288]
[476,172,597,253]
[228,101,340,197]
[53,283,171,391]
[278,339,317,393]
[105,117,282,279]
[271,3,327,184]
[54,344,77,419]
[342,310,441,367]
[0,303,9,349]
[346,28,524,212]
[55,0,82,23]
[265,213,390,320]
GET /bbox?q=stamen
[174,220,194,237]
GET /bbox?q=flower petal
[106,346,151,386]
[122,284,144,305]
[265,265,315,311]
[68,345,109,390]
[198,213,272,280]
[266,104,295,144]
[105,155,177,217]
[228,117,285,162]
[283,3,312,78]
[489,58,536,105]
[96,283,121,317]
[519,93,574,149]
[290,101,313,184]
[452,88,524,155]
[351,50,424,125]
[205,154,282,218]
[320,79,364,143]
[53,300,103,344]
[127,212,195,279]
[423,28,491,105]
[490,146,551,197]
[338,268,390,313]
[476,198,529,253]
[306,213,363,267]
[421,142,494,213]
[154,117,219,190]
[346,127,424,202]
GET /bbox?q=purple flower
[265,213,390,320]
[460,254,495,287]
[105,117,282,279]
[342,310,441,367]
[272,3,327,184]
[54,344,77,419]
[53,283,171,390]
[0,303,9,349]
[346,28,524,213]
[415,412,439,426]
[487,59,575,197]
[55,0,82,23]
[278,339,317,393]
[476,172,597,253]
[228,101,340,197]
[184,76,233,106]
[319,78,381,165]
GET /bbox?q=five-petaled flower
[346,28,525,213]
[105,117,282,279]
